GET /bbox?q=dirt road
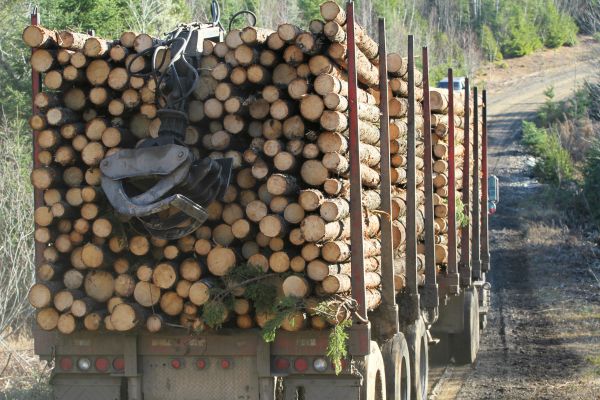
[429,38,600,399]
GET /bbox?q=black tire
[405,318,428,400]
[451,288,480,365]
[381,333,411,400]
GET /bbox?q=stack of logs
[429,88,481,271]
[25,1,437,335]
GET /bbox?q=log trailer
[28,2,497,399]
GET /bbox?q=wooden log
[241,27,274,45]
[133,281,161,307]
[23,25,58,48]
[28,282,62,309]
[272,64,298,87]
[111,303,148,331]
[300,159,329,187]
[58,31,91,50]
[71,297,100,318]
[430,89,465,116]
[323,21,378,62]
[133,33,156,53]
[84,270,114,302]
[225,29,243,49]
[295,32,325,55]
[314,73,375,104]
[259,214,288,238]
[46,107,79,126]
[322,272,381,294]
[54,289,84,312]
[267,32,285,51]
[159,291,184,316]
[83,37,111,57]
[152,262,177,289]
[36,307,59,331]
[86,59,111,86]
[301,215,350,243]
[30,49,56,73]
[57,313,79,334]
[267,174,298,196]
[189,278,217,306]
[207,247,236,276]
[277,24,303,43]
[282,275,311,298]
[327,42,378,87]
[234,45,259,66]
[82,310,107,331]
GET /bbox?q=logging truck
[25,1,496,399]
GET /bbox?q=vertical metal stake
[481,90,490,273]
[446,68,460,294]
[421,47,439,316]
[346,1,367,322]
[403,35,420,324]
[459,79,472,287]
[377,17,399,336]
[472,87,481,280]
[31,7,44,278]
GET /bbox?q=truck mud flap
[282,376,361,400]
[52,375,124,400]
[430,291,466,334]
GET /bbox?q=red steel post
[445,68,460,294]
[31,8,45,273]
[346,1,367,322]
[376,17,399,335]
[421,47,439,313]
[403,35,420,323]
[472,87,481,280]
[481,90,490,272]
[459,79,472,287]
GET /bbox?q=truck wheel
[405,318,428,400]
[381,333,411,400]
[361,341,386,400]
[451,288,480,364]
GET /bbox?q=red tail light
[274,357,290,371]
[221,359,231,369]
[294,358,308,372]
[196,359,207,370]
[113,358,125,371]
[59,357,73,371]
[171,359,182,369]
[95,358,109,372]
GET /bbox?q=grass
[522,120,574,186]
[0,335,51,399]
[0,116,35,340]
[586,355,600,375]
[0,117,45,397]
